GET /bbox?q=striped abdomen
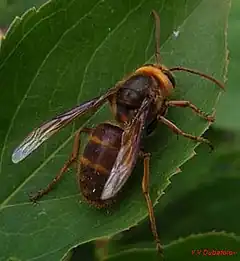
[78,123,123,208]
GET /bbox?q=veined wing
[101,98,152,200]
[12,87,117,164]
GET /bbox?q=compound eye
[163,70,176,88]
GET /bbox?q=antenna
[169,67,225,90]
[152,10,161,65]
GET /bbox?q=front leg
[166,100,214,122]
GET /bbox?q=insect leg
[29,127,92,202]
[140,151,163,255]
[167,100,214,122]
[158,116,213,150]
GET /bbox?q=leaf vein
[0,0,103,174]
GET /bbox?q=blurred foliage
[0,0,47,28]
[0,0,239,261]
[104,233,240,261]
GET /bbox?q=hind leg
[30,128,92,202]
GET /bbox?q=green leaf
[104,233,240,261]
[0,0,228,260]
[215,0,240,130]
[0,0,47,28]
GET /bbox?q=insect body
[79,105,148,208]
[79,123,123,208]
[12,10,224,256]
[109,66,174,135]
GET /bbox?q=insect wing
[12,98,98,163]
[101,98,151,200]
[12,86,118,164]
